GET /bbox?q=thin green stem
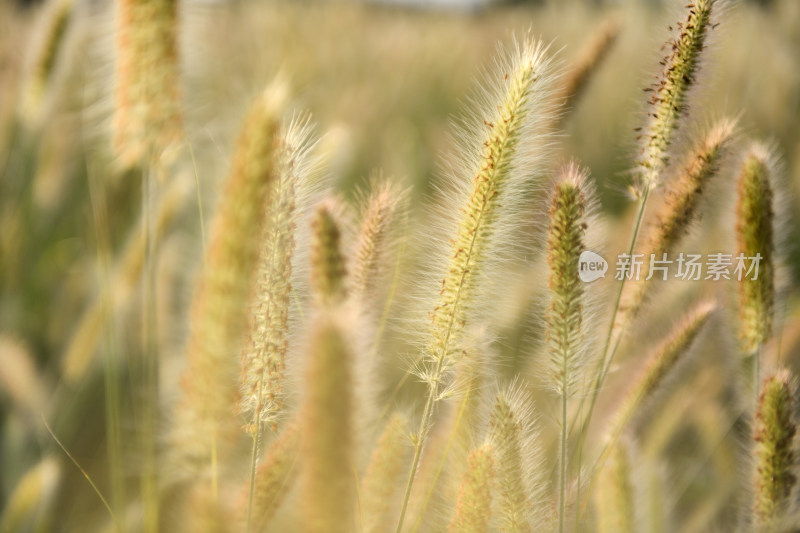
[43,416,121,530]
[572,185,651,526]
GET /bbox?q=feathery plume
[241,120,315,433]
[735,143,776,355]
[361,412,411,533]
[300,314,356,533]
[174,87,284,471]
[636,0,717,191]
[397,37,553,532]
[594,442,635,533]
[241,120,315,530]
[113,0,182,168]
[753,370,797,530]
[447,444,496,533]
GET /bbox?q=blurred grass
[1,0,799,531]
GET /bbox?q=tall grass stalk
[545,163,590,533]
[395,37,552,532]
[242,120,314,532]
[174,86,283,479]
[588,300,715,506]
[735,144,776,399]
[572,1,719,506]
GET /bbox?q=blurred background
[1,0,799,531]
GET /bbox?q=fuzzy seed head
[113,0,182,167]
[594,443,635,533]
[427,38,551,370]
[735,144,776,354]
[300,314,355,533]
[754,370,797,529]
[175,88,283,468]
[361,412,410,533]
[448,444,496,533]
[351,179,405,304]
[19,0,73,126]
[617,300,715,430]
[488,391,534,533]
[248,423,301,530]
[560,16,620,119]
[310,202,347,307]
[546,163,589,396]
[637,0,717,189]
[240,122,314,434]
[621,119,734,322]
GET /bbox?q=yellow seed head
[310,201,347,307]
[753,370,797,529]
[448,444,496,533]
[300,314,355,533]
[113,0,182,168]
[546,163,590,396]
[175,88,283,469]
[637,0,717,189]
[594,443,635,533]
[361,412,410,533]
[247,423,301,530]
[735,144,776,354]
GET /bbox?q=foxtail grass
[246,422,301,531]
[559,16,620,123]
[487,384,540,533]
[113,0,182,168]
[545,162,591,533]
[594,442,634,533]
[310,200,347,307]
[361,412,411,533]
[447,443,496,533]
[636,0,718,191]
[19,0,74,127]
[622,119,735,321]
[241,119,315,531]
[0,456,60,533]
[396,36,553,533]
[735,144,776,356]
[575,0,720,492]
[174,86,284,476]
[351,177,406,306]
[300,313,357,533]
[753,370,797,531]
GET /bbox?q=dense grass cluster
[1,0,800,532]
